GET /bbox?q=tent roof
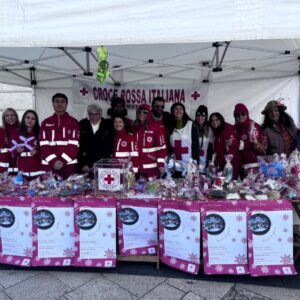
[0,39,299,88]
[1,1,300,88]
[2,1,300,47]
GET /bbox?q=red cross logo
[174,140,189,160]
[104,173,115,185]
[80,87,89,96]
[191,91,200,100]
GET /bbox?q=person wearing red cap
[234,103,264,177]
[209,112,241,180]
[132,103,167,179]
[260,100,297,156]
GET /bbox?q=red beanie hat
[234,103,249,118]
[137,103,150,113]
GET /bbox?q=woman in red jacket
[132,104,167,180]
[234,103,264,177]
[112,115,138,173]
[9,110,45,179]
[0,128,9,172]
[2,108,20,174]
[209,112,241,180]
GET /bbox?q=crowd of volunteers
[0,93,298,181]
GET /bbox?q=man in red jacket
[39,93,79,179]
[149,97,172,152]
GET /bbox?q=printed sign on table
[158,200,201,274]
[247,200,297,276]
[201,201,248,275]
[73,197,116,268]
[117,199,158,256]
[31,197,75,267]
[0,197,33,267]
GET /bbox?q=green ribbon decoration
[96,46,110,84]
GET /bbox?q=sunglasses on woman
[235,112,247,117]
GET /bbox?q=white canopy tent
[1,0,300,124]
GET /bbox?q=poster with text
[201,201,248,275]
[31,197,75,267]
[0,197,33,267]
[117,198,158,256]
[73,197,116,268]
[247,200,297,276]
[72,78,208,120]
[158,199,201,274]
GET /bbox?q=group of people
[0,93,80,180]
[0,93,298,181]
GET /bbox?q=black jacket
[77,118,113,170]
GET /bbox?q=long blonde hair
[1,108,20,129]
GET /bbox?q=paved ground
[0,261,299,300]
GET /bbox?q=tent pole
[219,42,230,67]
[32,85,36,111]
[30,67,37,86]
[90,51,98,62]
[84,47,93,76]
[1,68,31,83]
[59,47,87,72]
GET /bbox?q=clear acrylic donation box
[94,158,129,193]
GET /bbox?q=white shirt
[91,120,101,134]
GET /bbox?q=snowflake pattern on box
[31,197,75,267]
[247,200,297,276]
[201,201,248,275]
[117,199,158,256]
[0,197,33,267]
[234,254,247,264]
[73,197,116,268]
[23,248,33,257]
[158,199,201,275]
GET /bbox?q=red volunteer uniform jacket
[235,119,262,169]
[113,130,139,173]
[213,123,241,180]
[133,123,167,179]
[4,123,19,173]
[39,112,79,178]
[0,128,9,172]
[9,129,45,179]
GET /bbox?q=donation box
[94,158,130,193]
